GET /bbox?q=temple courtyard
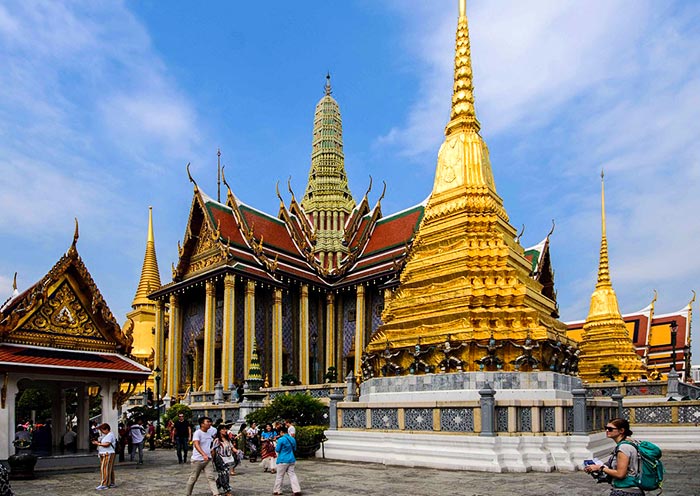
[10,449,700,495]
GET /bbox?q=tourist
[246,422,260,462]
[62,426,77,453]
[235,423,247,458]
[129,417,146,464]
[236,383,244,403]
[147,421,156,451]
[260,423,277,473]
[171,412,192,464]
[284,419,296,437]
[185,416,219,496]
[584,418,643,495]
[273,425,301,496]
[211,424,237,496]
[117,422,127,462]
[92,423,116,490]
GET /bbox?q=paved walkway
[10,449,700,496]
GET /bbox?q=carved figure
[474,334,504,370]
[360,352,376,380]
[438,338,466,373]
[547,341,564,372]
[509,334,540,371]
[379,341,403,376]
[407,341,433,374]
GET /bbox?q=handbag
[220,454,235,465]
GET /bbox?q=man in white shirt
[285,419,296,437]
[128,418,146,464]
[185,416,219,496]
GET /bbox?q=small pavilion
[0,223,150,460]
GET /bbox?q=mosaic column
[299,284,310,384]
[154,299,166,378]
[221,274,236,389]
[326,292,336,372]
[203,280,216,391]
[354,284,366,379]
[244,280,256,375]
[272,288,283,387]
[165,296,180,398]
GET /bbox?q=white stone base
[632,426,700,450]
[321,430,612,473]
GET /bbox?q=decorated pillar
[244,280,256,375]
[203,280,216,391]
[221,274,236,389]
[299,284,310,384]
[154,300,165,377]
[354,284,366,379]
[77,383,90,451]
[325,292,336,371]
[272,288,283,387]
[166,295,180,397]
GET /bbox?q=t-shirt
[63,430,77,444]
[611,442,642,494]
[129,424,146,444]
[97,432,116,455]
[191,426,217,462]
[173,419,191,438]
[287,425,296,437]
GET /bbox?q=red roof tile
[0,344,150,377]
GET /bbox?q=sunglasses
[605,426,618,432]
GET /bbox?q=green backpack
[612,439,664,491]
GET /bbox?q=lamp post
[154,366,161,439]
[670,320,678,372]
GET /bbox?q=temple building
[137,2,573,399]
[0,223,149,459]
[567,292,695,381]
[146,75,427,396]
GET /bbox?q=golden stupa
[365,0,574,374]
[576,173,647,382]
[124,206,162,364]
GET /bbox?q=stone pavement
[10,449,700,496]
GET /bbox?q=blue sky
[1,1,699,362]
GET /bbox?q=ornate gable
[0,226,130,353]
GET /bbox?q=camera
[590,469,612,484]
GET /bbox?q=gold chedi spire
[132,206,162,307]
[125,206,162,361]
[577,173,646,382]
[366,0,571,372]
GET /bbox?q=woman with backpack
[584,418,643,495]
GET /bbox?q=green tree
[246,393,328,427]
[600,364,621,381]
[163,403,192,424]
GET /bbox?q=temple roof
[152,178,424,298]
[0,223,133,355]
[0,342,150,378]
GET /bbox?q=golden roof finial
[12,272,17,292]
[446,0,480,136]
[325,72,332,96]
[217,148,222,203]
[596,169,611,288]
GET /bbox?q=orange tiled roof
[0,343,151,377]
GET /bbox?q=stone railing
[622,400,700,425]
[263,383,346,404]
[331,386,618,435]
[678,382,700,400]
[584,381,666,398]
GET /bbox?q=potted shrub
[294,425,327,458]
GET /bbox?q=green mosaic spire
[301,74,356,271]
